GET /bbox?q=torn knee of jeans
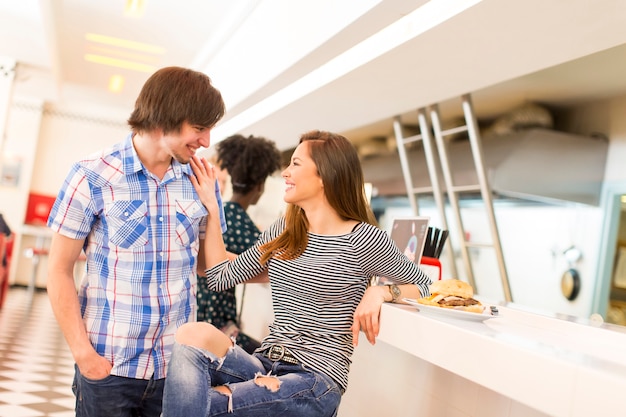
[211,355,226,370]
[254,372,281,392]
[214,385,234,412]
[213,341,236,370]
[214,385,232,396]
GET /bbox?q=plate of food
[403,279,499,322]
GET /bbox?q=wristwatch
[388,284,401,303]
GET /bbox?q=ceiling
[2,0,626,151]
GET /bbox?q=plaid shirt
[48,134,226,380]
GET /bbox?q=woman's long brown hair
[259,130,377,264]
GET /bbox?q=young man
[46,66,226,417]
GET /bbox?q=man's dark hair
[128,66,225,134]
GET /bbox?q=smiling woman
[161,130,431,417]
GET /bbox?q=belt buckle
[268,345,285,361]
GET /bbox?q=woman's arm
[245,268,270,283]
[190,156,229,269]
[350,283,419,346]
[191,156,270,285]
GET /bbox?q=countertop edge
[377,302,626,417]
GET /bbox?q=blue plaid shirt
[48,134,226,380]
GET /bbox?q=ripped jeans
[162,342,341,417]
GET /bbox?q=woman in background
[196,134,282,353]
[163,130,430,416]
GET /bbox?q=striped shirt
[205,218,431,393]
[48,134,226,380]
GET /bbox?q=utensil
[422,227,434,258]
[434,230,448,258]
[422,227,448,259]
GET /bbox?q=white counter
[375,302,626,417]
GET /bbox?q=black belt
[261,345,299,365]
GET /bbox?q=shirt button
[160,252,164,257]
[124,212,129,217]
[159,217,163,222]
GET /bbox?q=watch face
[390,284,401,301]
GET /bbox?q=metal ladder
[394,94,512,302]
[393,108,458,278]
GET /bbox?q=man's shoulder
[73,138,134,182]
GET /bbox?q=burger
[417,279,484,313]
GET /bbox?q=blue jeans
[72,364,164,417]
[162,342,341,416]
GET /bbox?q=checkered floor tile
[0,287,75,417]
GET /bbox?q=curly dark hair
[216,134,282,194]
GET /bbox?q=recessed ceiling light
[108,75,125,93]
[125,0,146,18]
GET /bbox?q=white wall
[32,102,130,193]
[470,203,602,317]
[0,56,15,159]
[0,98,43,229]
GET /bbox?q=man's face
[166,122,212,164]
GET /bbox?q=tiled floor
[0,287,75,417]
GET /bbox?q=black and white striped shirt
[205,218,431,393]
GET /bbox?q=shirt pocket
[175,200,207,247]
[104,200,149,249]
